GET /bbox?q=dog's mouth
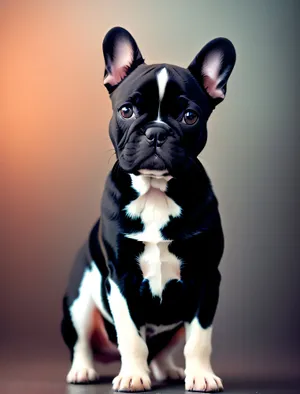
[136,152,168,173]
[119,136,187,177]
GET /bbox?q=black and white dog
[61,27,236,392]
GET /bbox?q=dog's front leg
[184,270,224,392]
[108,279,151,392]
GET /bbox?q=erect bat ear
[188,37,236,105]
[102,26,144,93]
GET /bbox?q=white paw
[112,371,151,392]
[185,370,223,392]
[67,366,99,384]
[165,365,185,381]
[151,361,185,381]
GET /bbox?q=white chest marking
[125,174,182,297]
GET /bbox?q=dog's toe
[113,371,151,392]
[67,366,98,384]
[185,370,223,392]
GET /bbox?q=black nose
[145,127,168,146]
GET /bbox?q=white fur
[157,67,168,102]
[67,267,98,383]
[108,278,151,391]
[156,67,168,121]
[125,174,182,297]
[139,241,181,297]
[114,40,133,70]
[139,169,171,181]
[67,262,117,382]
[90,261,114,324]
[184,318,223,391]
[202,50,227,99]
[150,327,185,381]
[151,356,185,382]
[184,319,213,371]
[103,39,133,86]
[203,51,222,83]
[146,322,182,338]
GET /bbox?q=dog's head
[102,27,236,177]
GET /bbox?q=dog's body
[61,27,236,392]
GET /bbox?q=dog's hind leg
[63,267,99,384]
[150,327,185,382]
[61,240,101,384]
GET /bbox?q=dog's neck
[129,172,172,195]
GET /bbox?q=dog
[61,26,236,392]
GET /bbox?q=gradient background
[1,0,299,389]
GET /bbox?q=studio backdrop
[1,0,299,383]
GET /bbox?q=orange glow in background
[1,0,299,381]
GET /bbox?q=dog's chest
[124,175,182,298]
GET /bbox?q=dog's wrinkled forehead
[110,63,213,118]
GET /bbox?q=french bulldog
[61,26,236,392]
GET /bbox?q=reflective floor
[1,350,299,394]
[2,378,300,394]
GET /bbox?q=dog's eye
[183,110,198,125]
[120,105,134,119]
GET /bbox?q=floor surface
[1,348,299,394]
[2,378,300,394]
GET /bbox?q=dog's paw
[185,370,223,392]
[164,365,185,381]
[151,361,185,382]
[164,365,185,380]
[112,371,151,392]
[66,366,99,384]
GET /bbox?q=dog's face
[102,27,236,177]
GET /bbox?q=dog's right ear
[103,27,144,93]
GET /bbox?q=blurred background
[1,0,299,388]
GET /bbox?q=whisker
[108,152,116,164]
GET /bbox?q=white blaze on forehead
[156,67,169,121]
[157,67,169,101]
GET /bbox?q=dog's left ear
[188,38,236,105]
[103,26,144,93]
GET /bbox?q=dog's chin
[119,154,170,175]
[137,155,175,180]
[119,152,192,179]
[138,154,167,172]
[138,169,171,180]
